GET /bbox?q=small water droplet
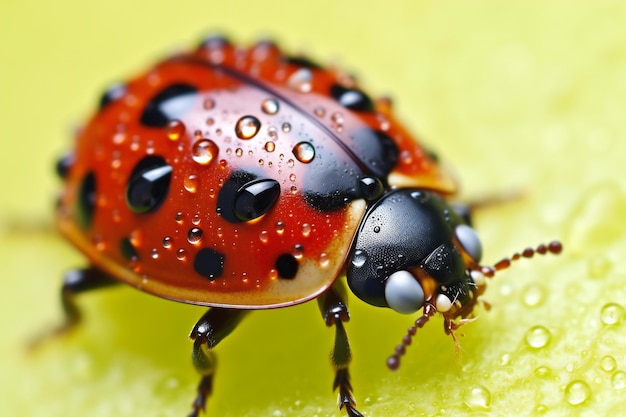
[319,252,329,268]
[463,385,491,410]
[206,117,214,126]
[330,112,344,126]
[314,106,326,117]
[92,235,106,252]
[373,225,381,233]
[174,211,184,224]
[499,353,511,366]
[400,150,413,165]
[113,132,126,145]
[287,68,313,92]
[267,126,278,139]
[611,371,626,390]
[235,115,261,139]
[268,269,278,280]
[523,284,545,307]
[235,147,243,157]
[534,366,552,378]
[184,174,199,193]
[129,230,142,247]
[352,250,368,268]
[281,122,291,133]
[176,249,187,261]
[259,230,269,243]
[187,227,203,244]
[151,248,159,259]
[293,244,304,259]
[301,223,311,237]
[203,98,215,110]
[600,356,617,372]
[166,120,186,141]
[292,142,315,163]
[275,221,285,235]
[192,139,219,165]
[564,380,591,405]
[289,173,296,182]
[265,141,276,152]
[261,98,280,115]
[525,325,551,349]
[162,236,172,249]
[600,302,624,325]
[192,213,201,225]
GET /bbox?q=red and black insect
[53,35,561,416]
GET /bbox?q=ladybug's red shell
[56,39,455,308]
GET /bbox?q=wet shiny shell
[56,38,455,308]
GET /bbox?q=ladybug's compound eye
[384,270,425,314]
[456,224,482,262]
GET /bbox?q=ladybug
[54,35,562,416]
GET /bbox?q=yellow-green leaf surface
[1,1,625,416]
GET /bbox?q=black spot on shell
[197,33,231,50]
[120,237,138,261]
[194,248,225,281]
[275,254,298,279]
[99,82,127,110]
[216,170,257,223]
[359,176,384,201]
[55,152,75,179]
[140,84,198,128]
[330,84,374,112]
[351,128,399,178]
[77,171,96,229]
[284,55,322,69]
[126,156,172,214]
[234,179,281,221]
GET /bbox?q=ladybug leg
[59,267,119,328]
[30,267,118,349]
[188,308,248,417]
[317,281,363,417]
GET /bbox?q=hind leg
[30,266,118,349]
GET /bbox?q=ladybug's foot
[187,374,213,417]
[335,368,364,417]
[188,308,248,416]
[29,267,117,350]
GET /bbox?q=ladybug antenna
[386,240,562,371]
[386,303,436,370]
[477,240,563,279]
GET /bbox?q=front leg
[188,307,248,417]
[317,281,363,417]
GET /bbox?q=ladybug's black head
[346,189,562,370]
[346,189,484,318]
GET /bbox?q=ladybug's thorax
[346,190,483,315]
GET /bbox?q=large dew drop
[235,115,261,139]
[292,141,315,163]
[191,139,219,165]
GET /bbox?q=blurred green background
[1,1,625,416]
